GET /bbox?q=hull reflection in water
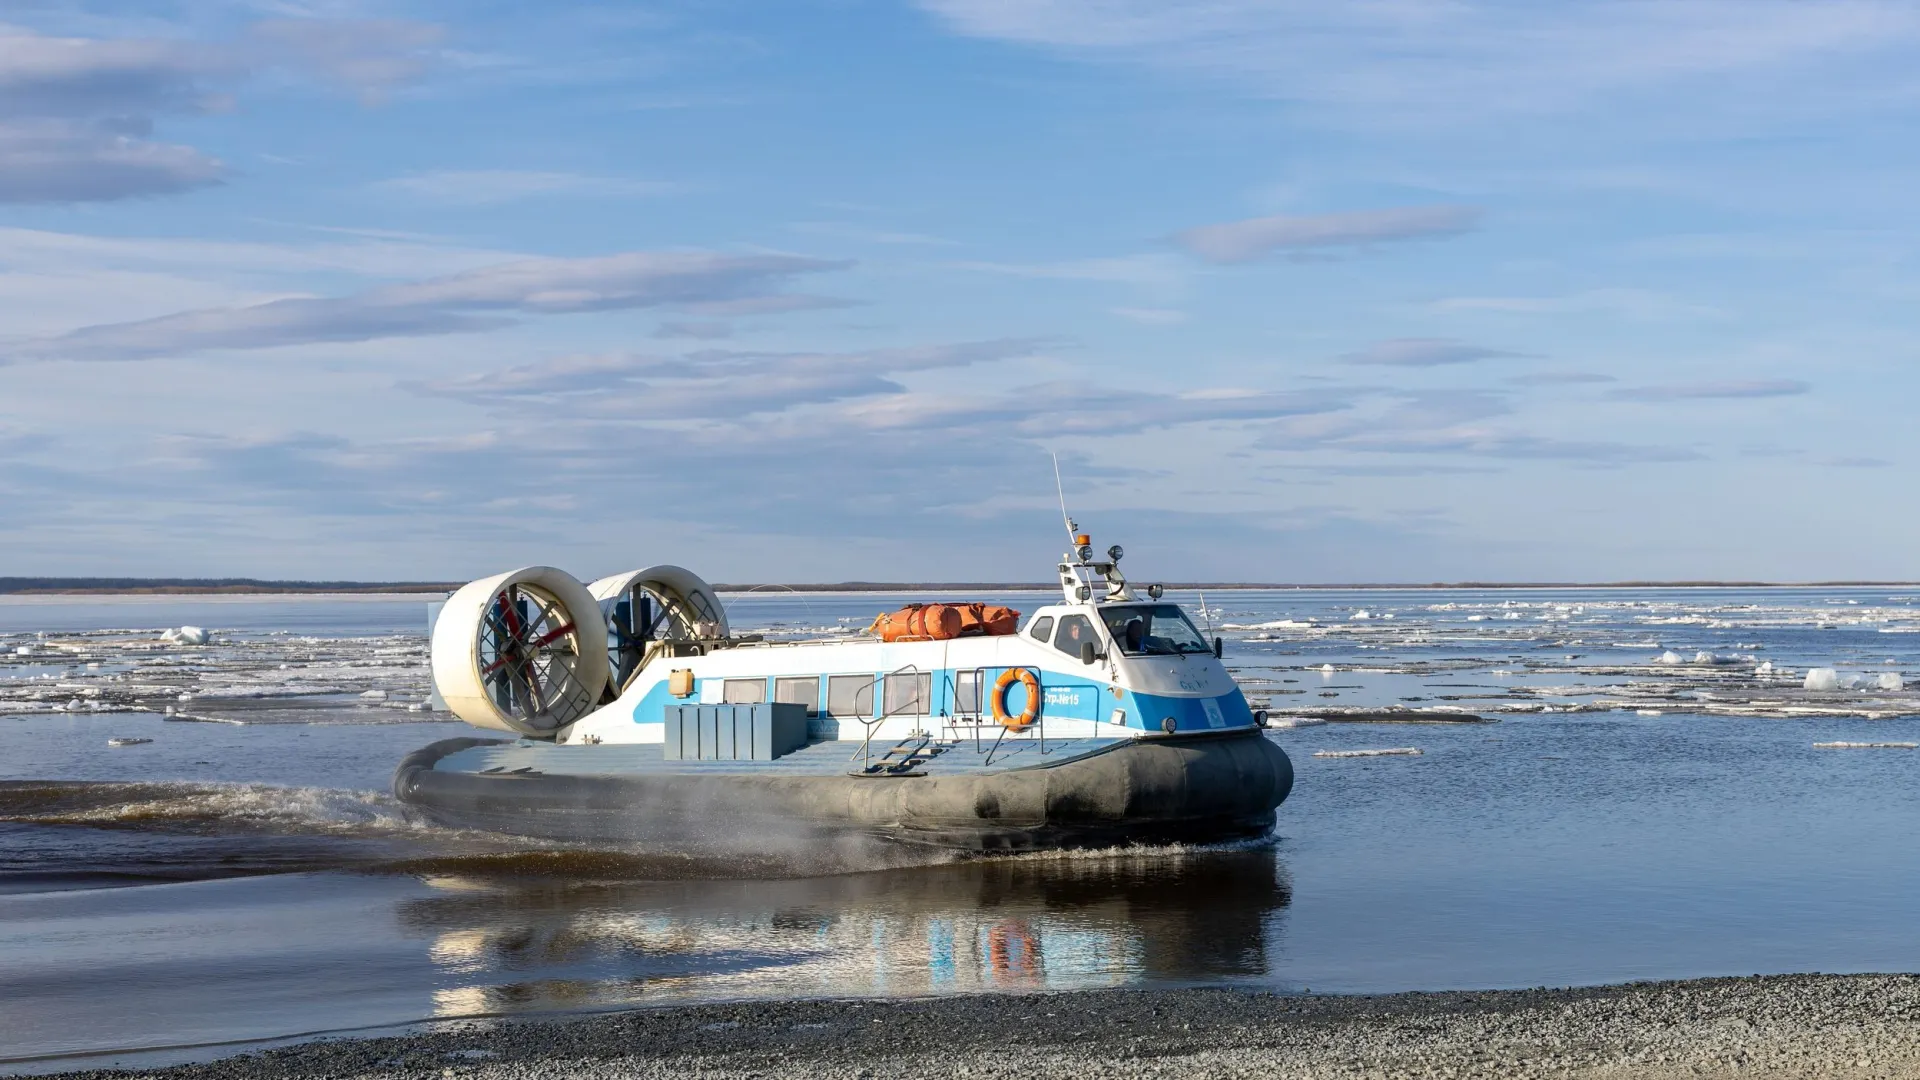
[400,847,1291,1016]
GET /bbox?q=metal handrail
[850,663,928,765]
[937,667,990,749]
[851,663,1054,768]
[984,718,1013,766]
[981,666,1047,766]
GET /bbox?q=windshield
[1098,604,1211,655]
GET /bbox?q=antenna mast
[1050,451,1078,544]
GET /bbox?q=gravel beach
[44,974,1920,1080]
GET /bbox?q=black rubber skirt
[393,730,1294,853]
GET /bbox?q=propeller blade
[498,588,523,636]
[522,651,545,706]
[528,620,576,650]
[512,667,538,720]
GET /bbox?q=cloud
[0,120,224,202]
[955,254,1186,286]
[0,225,545,338]
[110,415,1142,566]
[1175,206,1479,264]
[0,25,226,201]
[1432,288,1718,321]
[1396,388,1513,424]
[0,27,225,119]
[1256,388,1698,464]
[423,340,1046,418]
[1819,456,1892,468]
[245,19,445,103]
[3,252,849,363]
[914,1,1920,121]
[418,344,1350,483]
[653,321,733,340]
[1388,433,1702,463]
[1265,420,1699,464]
[1111,307,1187,325]
[837,384,1355,438]
[788,222,959,246]
[1609,379,1810,401]
[370,170,673,205]
[1341,338,1518,368]
[1506,370,1617,386]
[0,21,443,204]
[1312,463,1504,477]
[139,346,1364,563]
[0,224,512,279]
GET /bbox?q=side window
[955,670,980,714]
[1052,614,1096,657]
[774,676,820,715]
[1028,616,1055,642]
[884,672,931,716]
[722,677,767,704]
[827,674,875,717]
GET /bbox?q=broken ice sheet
[0,626,432,722]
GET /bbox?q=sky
[3,0,1919,585]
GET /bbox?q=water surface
[3,588,1918,1070]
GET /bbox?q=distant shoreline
[3,577,1917,596]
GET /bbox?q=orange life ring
[991,667,1042,730]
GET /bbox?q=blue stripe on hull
[619,667,1254,736]
[1127,687,1254,733]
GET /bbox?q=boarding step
[851,735,952,777]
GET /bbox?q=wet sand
[44,974,1920,1079]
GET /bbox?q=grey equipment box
[663,703,809,761]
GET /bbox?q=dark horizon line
[2,576,1917,596]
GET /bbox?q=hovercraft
[395,533,1293,852]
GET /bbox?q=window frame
[774,675,821,716]
[721,677,767,704]
[1097,603,1212,656]
[955,669,981,715]
[1050,613,1100,658]
[883,671,932,716]
[826,673,877,718]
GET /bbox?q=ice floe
[1814,741,1917,750]
[1,624,433,721]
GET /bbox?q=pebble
[38,974,1920,1080]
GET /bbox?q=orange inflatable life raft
[869,602,1021,642]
